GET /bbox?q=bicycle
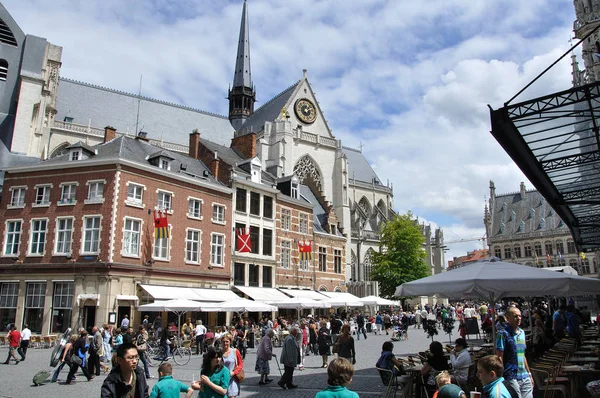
[152,338,191,366]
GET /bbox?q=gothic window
[0,19,17,46]
[494,246,502,258]
[504,246,511,259]
[0,59,7,81]
[534,242,542,257]
[293,155,322,192]
[358,197,371,223]
[513,245,521,258]
[524,244,532,257]
[567,240,576,254]
[556,240,564,255]
[350,251,357,282]
[544,241,553,256]
[363,249,374,281]
[51,143,71,158]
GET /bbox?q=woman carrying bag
[221,333,244,397]
[335,324,356,365]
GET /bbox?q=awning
[77,293,100,307]
[116,295,139,303]
[140,284,238,303]
[233,286,291,302]
[278,289,329,301]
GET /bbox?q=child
[150,362,193,398]
[433,371,466,398]
[315,358,359,398]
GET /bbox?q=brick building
[0,129,233,333]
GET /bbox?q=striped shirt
[496,325,527,380]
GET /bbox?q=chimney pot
[104,126,116,143]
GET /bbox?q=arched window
[363,249,374,281]
[333,287,342,292]
[0,19,18,46]
[50,142,71,158]
[513,245,521,258]
[318,285,328,292]
[0,59,7,81]
[524,244,532,257]
[504,246,512,259]
[358,197,371,217]
[494,246,502,258]
[544,241,553,256]
[534,243,542,256]
[567,240,576,254]
[555,240,564,255]
[293,155,322,192]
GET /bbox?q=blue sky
[4,0,579,263]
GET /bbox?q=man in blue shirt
[495,307,533,398]
[552,305,566,339]
[150,363,193,398]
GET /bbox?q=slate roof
[0,140,40,191]
[67,141,96,154]
[490,189,570,239]
[239,82,298,135]
[55,78,234,147]
[40,136,219,185]
[342,146,382,184]
[298,184,344,237]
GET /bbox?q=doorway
[83,306,96,334]
[118,306,131,329]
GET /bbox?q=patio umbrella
[267,297,331,310]
[138,299,206,338]
[201,298,278,313]
[359,295,397,306]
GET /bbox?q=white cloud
[4,0,580,261]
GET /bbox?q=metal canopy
[490,82,600,250]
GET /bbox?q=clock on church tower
[294,98,317,124]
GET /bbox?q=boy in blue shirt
[477,355,518,398]
[150,363,193,398]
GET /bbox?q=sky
[4,0,579,264]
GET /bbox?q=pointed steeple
[229,0,256,133]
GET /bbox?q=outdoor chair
[530,367,569,398]
[376,366,412,398]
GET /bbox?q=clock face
[294,98,317,124]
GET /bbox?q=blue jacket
[483,377,512,398]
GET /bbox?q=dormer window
[291,181,299,199]
[70,150,81,161]
[250,158,262,184]
[159,158,171,170]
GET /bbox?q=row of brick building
[0,127,347,333]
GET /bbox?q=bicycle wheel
[172,347,190,366]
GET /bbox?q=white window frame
[210,233,225,267]
[299,212,309,234]
[156,189,174,213]
[81,215,102,255]
[122,217,143,258]
[70,150,81,161]
[281,208,291,231]
[58,182,78,206]
[33,184,52,207]
[153,224,172,261]
[185,228,202,264]
[85,180,106,204]
[8,186,26,208]
[334,249,342,274]
[28,218,49,256]
[187,197,203,220]
[159,158,171,170]
[318,246,327,272]
[212,203,226,225]
[125,182,145,208]
[281,240,291,269]
[54,217,74,256]
[3,219,23,257]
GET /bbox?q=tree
[370,212,430,299]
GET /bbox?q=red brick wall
[230,133,256,159]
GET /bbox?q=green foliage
[370,212,430,299]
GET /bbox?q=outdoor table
[583,340,600,344]
[561,364,600,397]
[574,350,595,355]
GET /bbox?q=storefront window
[52,282,73,333]
[25,282,46,333]
[0,282,18,331]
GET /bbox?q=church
[0,0,445,311]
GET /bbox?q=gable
[283,76,334,139]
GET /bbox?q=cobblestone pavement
[0,323,458,397]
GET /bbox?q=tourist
[278,326,300,390]
[191,347,229,398]
[477,355,517,398]
[3,324,20,364]
[449,338,471,387]
[220,333,243,397]
[495,306,533,398]
[335,324,356,365]
[51,335,77,382]
[18,323,31,360]
[434,371,466,398]
[318,319,332,368]
[136,325,152,379]
[315,357,359,398]
[421,341,450,397]
[101,342,149,398]
[255,328,276,385]
[375,341,409,389]
[195,320,207,355]
[356,312,367,339]
[66,330,93,383]
[120,314,130,330]
[150,362,193,398]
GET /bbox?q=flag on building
[154,210,170,239]
[581,252,586,260]
[558,250,562,261]
[298,240,312,261]
[236,227,251,253]
[535,253,539,265]
[546,253,551,264]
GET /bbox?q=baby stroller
[391,325,408,341]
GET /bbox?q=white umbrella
[138,299,206,337]
[268,297,331,309]
[359,295,397,306]
[321,297,363,307]
[201,298,277,313]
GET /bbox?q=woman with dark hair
[192,347,230,398]
[318,320,331,368]
[336,324,356,365]
[420,341,450,398]
[66,330,93,384]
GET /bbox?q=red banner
[237,228,251,253]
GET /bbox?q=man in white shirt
[194,320,207,355]
[120,314,130,330]
[18,323,31,360]
[450,338,472,387]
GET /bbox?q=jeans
[160,343,170,359]
[138,350,150,377]
[506,377,534,398]
[52,361,68,382]
[103,341,112,361]
[356,325,367,340]
[195,335,205,355]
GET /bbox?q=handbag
[235,368,245,383]
[71,355,82,366]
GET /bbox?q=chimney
[104,126,116,143]
[136,131,149,142]
[230,133,257,159]
[520,181,526,200]
[189,130,200,159]
[211,151,220,179]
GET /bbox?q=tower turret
[573,0,600,83]
[228,0,256,133]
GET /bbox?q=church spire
[228,0,256,133]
